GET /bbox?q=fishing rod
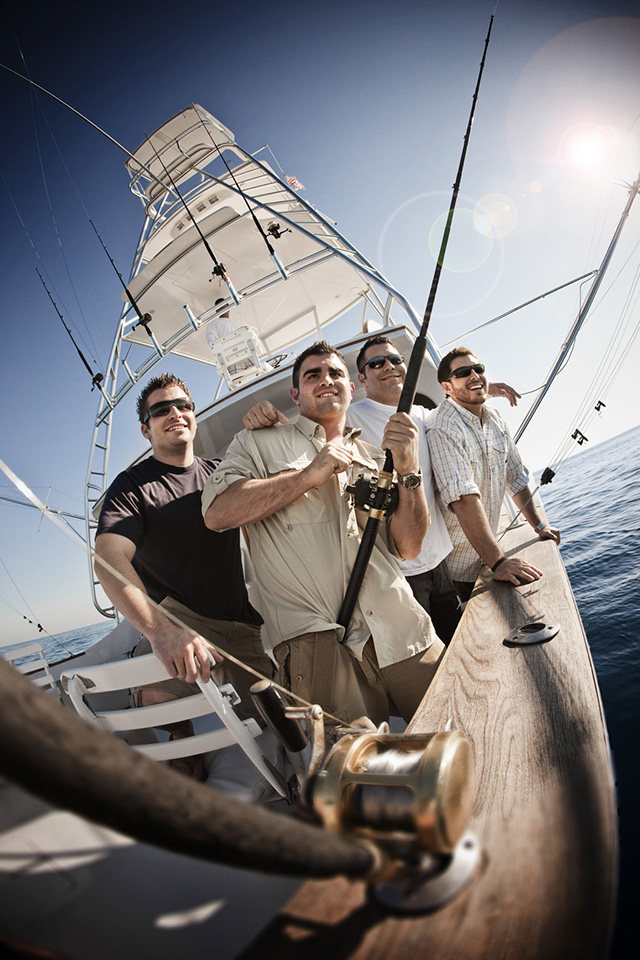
[36,269,106,393]
[89,220,165,353]
[338,13,495,630]
[193,106,289,280]
[146,140,241,305]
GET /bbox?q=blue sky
[1,0,638,643]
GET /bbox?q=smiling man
[94,373,273,780]
[202,341,444,730]
[426,347,561,601]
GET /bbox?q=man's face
[290,353,354,422]
[442,354,488,408]
[357,342,407,405]
[140,385,196,455]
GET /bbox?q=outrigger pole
[514,169,640,445]
[338,14,495,629]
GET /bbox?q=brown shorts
[131,596,273,722]
[273,630,444,728]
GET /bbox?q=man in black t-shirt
[95,374,272,766]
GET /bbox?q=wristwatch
[398,472,423,489]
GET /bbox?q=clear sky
[1,0,638,644]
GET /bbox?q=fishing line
[0,556,50,637]
[0,457,346,727]
[3,30,103,366]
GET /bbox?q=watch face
[400,473,422,489]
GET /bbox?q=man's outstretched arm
[450,494,544,586]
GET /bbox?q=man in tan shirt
[202,341,444,729]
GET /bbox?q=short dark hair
[356,335,394,373]
[292,340,347,389]
[136,373,193,423]
[437,346,476,383]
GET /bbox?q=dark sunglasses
[360,353,405,372]
[445,363,485,381]
[143,397,195,424]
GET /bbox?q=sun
[559,124,617,178]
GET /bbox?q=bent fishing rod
[338,13,495,630]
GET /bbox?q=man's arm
[488,382,521,407]
[203,440,354,531]
[512,486,561,543]
[381,412,429,560]
[94,533,222,682]
[450,494,544,586]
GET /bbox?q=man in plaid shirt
[426,347,560,601]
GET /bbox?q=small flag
[286,175,305,191]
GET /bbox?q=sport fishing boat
[0,95,622,960]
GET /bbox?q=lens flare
[428,207,493,273]
[377,191,505,318]
[473,194,518,239]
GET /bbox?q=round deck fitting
[504,621,560,646]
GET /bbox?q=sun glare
[559,124,617,178]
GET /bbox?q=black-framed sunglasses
[445,362,485,381]
[360,353,405,372]
[143,397,195,424]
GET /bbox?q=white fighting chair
[60,653,286,798]
[2,640,60,697]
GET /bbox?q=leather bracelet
[491,556,506,572]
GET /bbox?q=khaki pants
[273,630,444,728]
[132,596,273,723]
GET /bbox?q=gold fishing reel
[311,728,480,913]
[312,729,474,855]
[250,682,479,912]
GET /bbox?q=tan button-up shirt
[201,415,436,667]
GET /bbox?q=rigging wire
[440,270,597,347]
[546,261,639,474]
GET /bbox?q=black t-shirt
[97,456,262,625]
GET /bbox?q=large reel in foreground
[312,729,479,912]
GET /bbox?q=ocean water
[15,426,640,958]
[537,426,639,960]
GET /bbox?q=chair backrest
[60,653,285,797]
[1,641,59,696]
